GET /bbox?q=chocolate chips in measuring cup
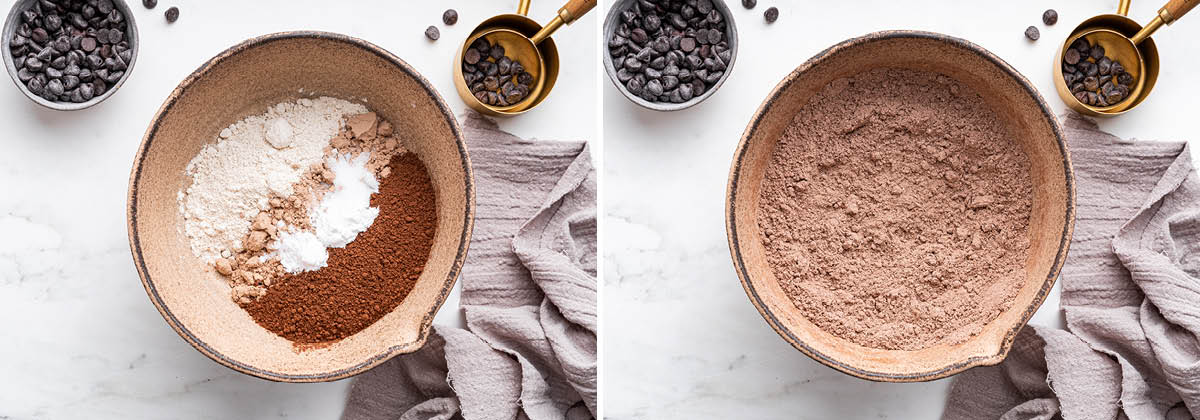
[1062,37,1136,107]
[462,38,535,107]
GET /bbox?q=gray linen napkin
[943,114,1200,420]
[341,113,597,420]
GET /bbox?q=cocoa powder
[243,152,438,343]
[756,68,1033,351]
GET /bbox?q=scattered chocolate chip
[764,7,779,23]
[1043,9,1058,25]
[742,0,756,9]
[425,26,439,41]
[165,6,179,23]
[443,9,458,25]
[143,0,157,9]
[1025,26,1040,41]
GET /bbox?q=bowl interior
[602,0,737,111]
[3,0,139,111]
[728,32,1073,381]
[129,33,472,381]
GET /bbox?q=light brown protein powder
[756,68,1033,351]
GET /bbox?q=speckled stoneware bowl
[726,31,1075,382]
[127,32,475,382]
[2,0,138,110]
[602,0,737,111]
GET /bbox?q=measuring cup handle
[1160,0,1198,23]
[559,0,597,23]
[518,0,531,16]
[1119,0,1132,15]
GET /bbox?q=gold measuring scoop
[1054,0,1197,116]
[453,0,597,116]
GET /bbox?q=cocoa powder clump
[756,68,1033,351]
[243,153,437,343]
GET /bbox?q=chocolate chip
[165,6,179,23]
[425,26,439,41]
[1064,48,1080,65]
[1043,9,1058,25]
[47,78,64,96]
[646,79,664,96]
[443,9,458,25]
[143,0,157,9]
[1025,26,1039,41]
[742,0,756,9]
[490,45,505,60]
[464,48,480,64]
[79,82,94,100]
[1090,45,1104,60]
[497,56,512,75]
[1117,72,1134,86]
[765,7,779,23]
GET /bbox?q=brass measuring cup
[453,0,597,116]
[1053,0,1197,116]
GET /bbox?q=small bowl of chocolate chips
[604,0,738,111]
[3,0,138,111]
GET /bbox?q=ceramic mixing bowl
[127,31,474,382]
[726,30,1075,382]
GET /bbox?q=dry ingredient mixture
[245,153,436,343]
[756,68,1033,351]
[179,97,437,343]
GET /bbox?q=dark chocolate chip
[764,7,779,23]
[443,9,458,25]
[1043,9,1058,25]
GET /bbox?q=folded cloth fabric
[341,112,597,420]
[943,114,1200,420]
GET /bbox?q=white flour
[276,152,380,273]
[179,97,367,263]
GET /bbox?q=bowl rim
[126,30,475,382]
[2,0,139,111]
[725,30,1076,382]
[601,0,737,112]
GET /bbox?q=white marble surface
[602,0,1200,418]
[0,0,596,418]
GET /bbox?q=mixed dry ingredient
[757,68,1033,351]
[178,97,437,343]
